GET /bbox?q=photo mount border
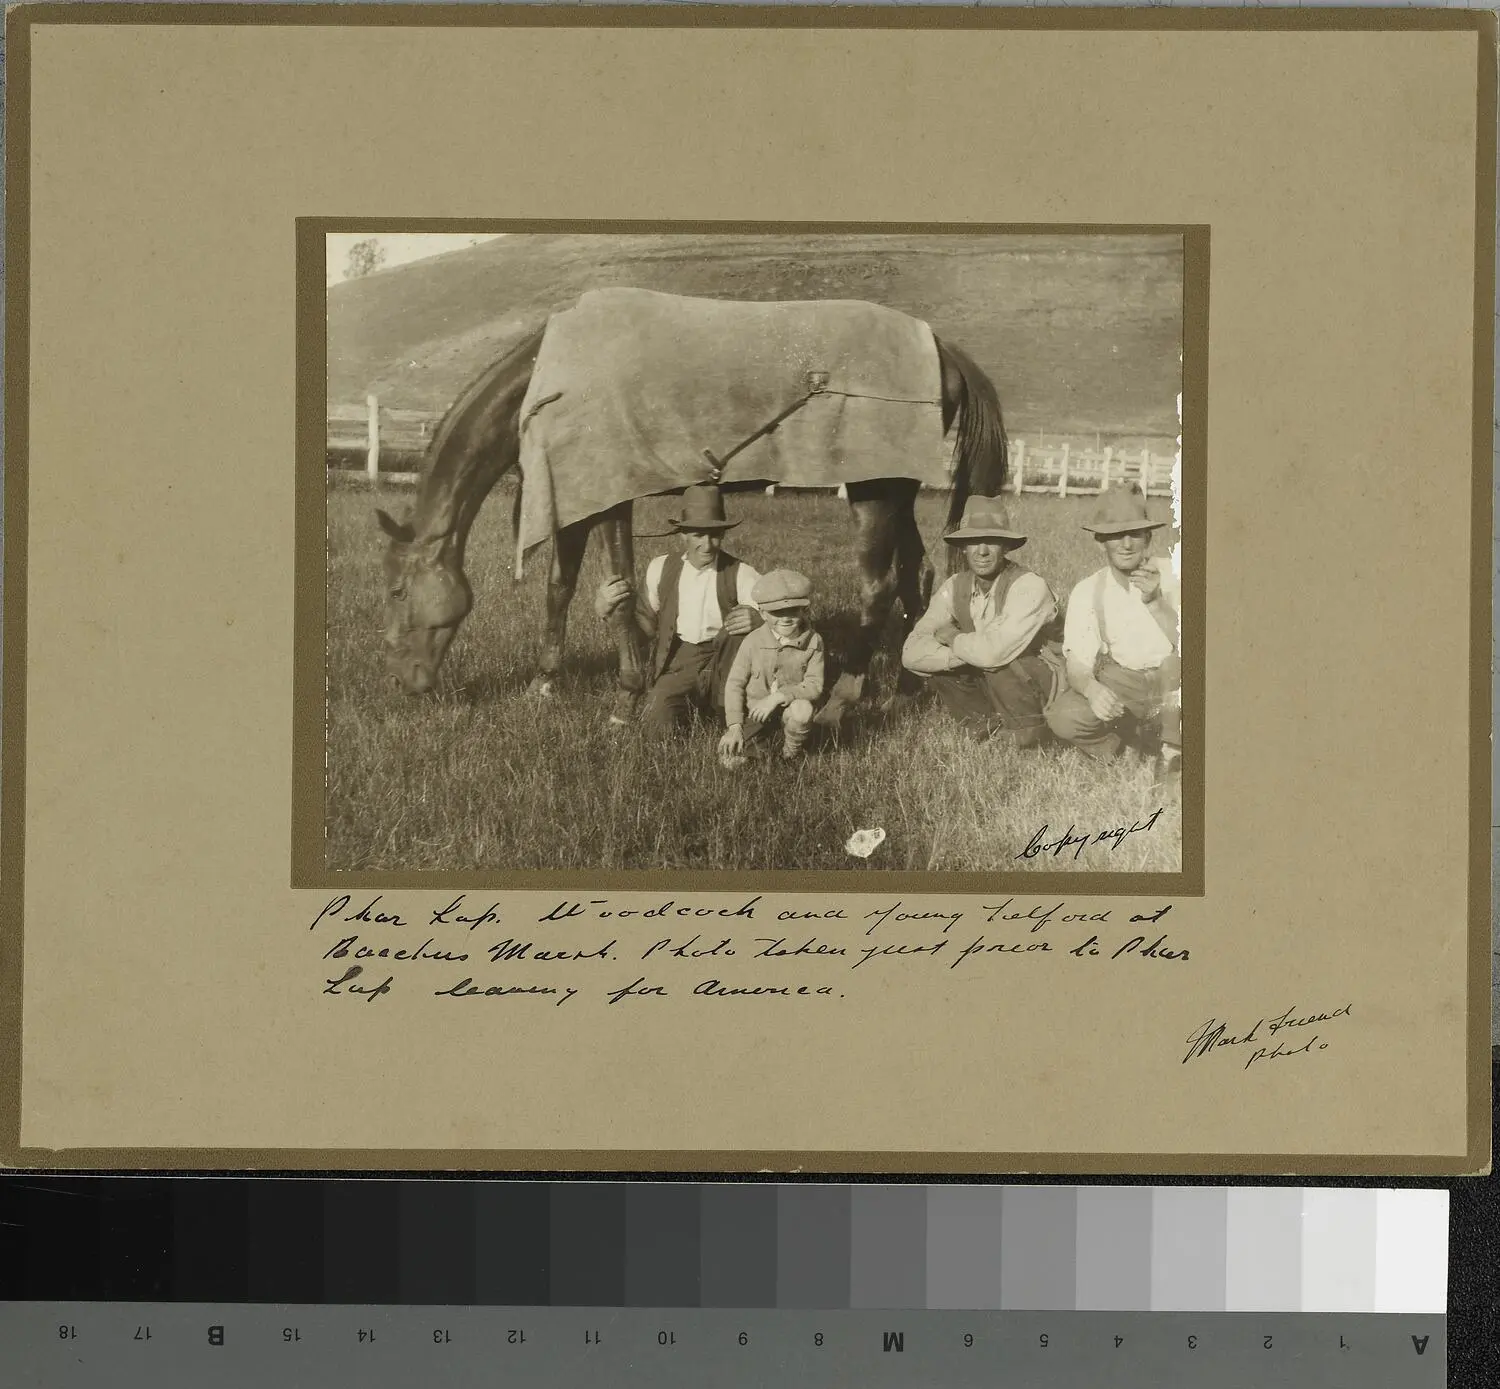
[0,5,1488,1176]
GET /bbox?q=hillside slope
[327,232,1182,440]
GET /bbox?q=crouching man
[1044,482,1181,781]
[900,497,1062,745]
[593,483,762,735]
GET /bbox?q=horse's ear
[376,508,414,544]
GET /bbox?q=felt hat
[753,569,813,612]
[668,483,738,532]
[1082,482,1167,537]
[944,495,1027,545]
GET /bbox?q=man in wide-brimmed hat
[1045,482,1181,778]
[594,483,763,735]
[901,496,1063,745]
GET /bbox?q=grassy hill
[327,232,1182,442]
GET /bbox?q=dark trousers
[928,652,1054,746]
[641,636,737,736]
[1044,655,1181,760]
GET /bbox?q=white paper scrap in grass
[1374,1190,1449,1313]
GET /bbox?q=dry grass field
[326,481,1182,874]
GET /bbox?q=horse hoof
[814,696,852,729]
[828,672,866,705]
[607,714,632,729]
[526,676,556,698]
[610,690,641,724]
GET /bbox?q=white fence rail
[1007,437,1177,498]
[327,396,437,482]
[328,399,1178,499]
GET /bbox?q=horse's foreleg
[817,485,901,727]
[527,520,589,697]
[597,501,645,725]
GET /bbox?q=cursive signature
[1183,1004,1352,1067]
[1016,808,1163,861]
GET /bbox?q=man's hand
[722,604,757,637]
[931,621,960,647]
[1128,564,1162,605]
[718,725,745,757]
[747,690,784,722]
[594,576,634,621]
[1086,679,1125,722]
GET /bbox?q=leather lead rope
[700,373,829,481]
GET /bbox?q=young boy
[718,570,826,769]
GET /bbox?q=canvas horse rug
[515,288,949,563]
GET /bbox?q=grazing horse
[375,315,1008,721]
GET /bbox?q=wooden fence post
[1100,446,1113,493]
[366,394,380,485]
[1012,439,1026,494]
[1057,442,1071,498]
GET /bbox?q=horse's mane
[422,324,546,467]
[399,325,544,543]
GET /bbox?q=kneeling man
[1045,482,1181,776]
[594,483,762,735]
[901,497,1061,745]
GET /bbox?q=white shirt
[1062,559,1179,672]
[644,553,761,644]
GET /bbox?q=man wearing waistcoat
[1045,482,1181,780]
[594,483,762,736]
[901,496,1062,745]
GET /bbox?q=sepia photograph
[324,231,1187,876]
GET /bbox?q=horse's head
[376,508,473,694]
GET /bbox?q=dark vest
[652,551,741,679]
[951,562,1067,710]
[950,562,1057,653]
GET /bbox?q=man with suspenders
[594,483,763,736]
[900,496,1064,745]
[1045,482,1182,780]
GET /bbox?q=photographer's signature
[1016,808,1163,861]
[1182,1004,1352,1069]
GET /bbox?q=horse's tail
[938,337,1009,536]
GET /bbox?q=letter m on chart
[882,1331,904,1353]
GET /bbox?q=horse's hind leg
[526,518,589,697]
[816,481,901,727]
[597,501,645,725]
[892,491,933,697]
